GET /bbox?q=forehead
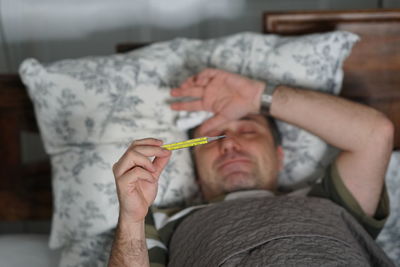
[194,114,269,137]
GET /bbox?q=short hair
[265,115,281,147]
[187,115,281,147]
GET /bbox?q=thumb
[198,114,228,136]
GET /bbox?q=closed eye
[207,130,224,137]
[239,128,257,134]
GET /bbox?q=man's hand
[170,68,265,135]
[109,138,170,267]
[112,138,171,223]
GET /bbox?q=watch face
[261,94,273,105]
[260,83,278,114]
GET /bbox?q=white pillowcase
[377,151,400,264]
[19,31,358,249]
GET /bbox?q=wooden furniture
[0,75,52,220]
[263,9,400,148]
[1,9,399,221]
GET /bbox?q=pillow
[19,31,359,250]
[377,150,400,264]
[58,232,113,267]
[19,49,200,249]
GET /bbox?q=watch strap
[260,82,278,114]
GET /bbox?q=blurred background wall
[1,0,400,73]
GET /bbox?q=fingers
[170,68,223,111]
[194,68,219,86]
[119,166,157,185]
[113,138,171,178]
[152,152,172,177]
[172,68,220,93]
[170,86,204,98]
[170,100,203,111]
[129,138,163,147]
[180,76,196,89]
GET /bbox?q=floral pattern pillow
[19,31,359,253]
[377,151,400,265]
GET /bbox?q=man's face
[193,114,284,201]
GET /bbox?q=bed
[0,9,399,267]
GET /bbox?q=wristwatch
[260,82,279,114]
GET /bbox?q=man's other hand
[112,138,171,223]
[170,68,265,135]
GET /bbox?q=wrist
[259,82,280,115]
[252,80,266,113]
[118,213,146,232]
[110,216,148,267]
[117,217,146,242]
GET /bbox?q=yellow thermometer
[162,136,226,150]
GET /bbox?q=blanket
[168,196,394,266]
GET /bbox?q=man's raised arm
[269,85,394,216]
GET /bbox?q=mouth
[216,158,252,172]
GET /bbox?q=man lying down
[108,69,395,266]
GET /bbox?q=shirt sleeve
[308,163,390,239]
[145,205,199,266]
[145,207,168,267]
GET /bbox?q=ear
[276,145,285,171]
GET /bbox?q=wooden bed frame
[1,9,399,222]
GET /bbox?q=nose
[219,130,241,153]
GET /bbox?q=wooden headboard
[263,9,400,149]
[0,75,52,221]
[1,9,399,221]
